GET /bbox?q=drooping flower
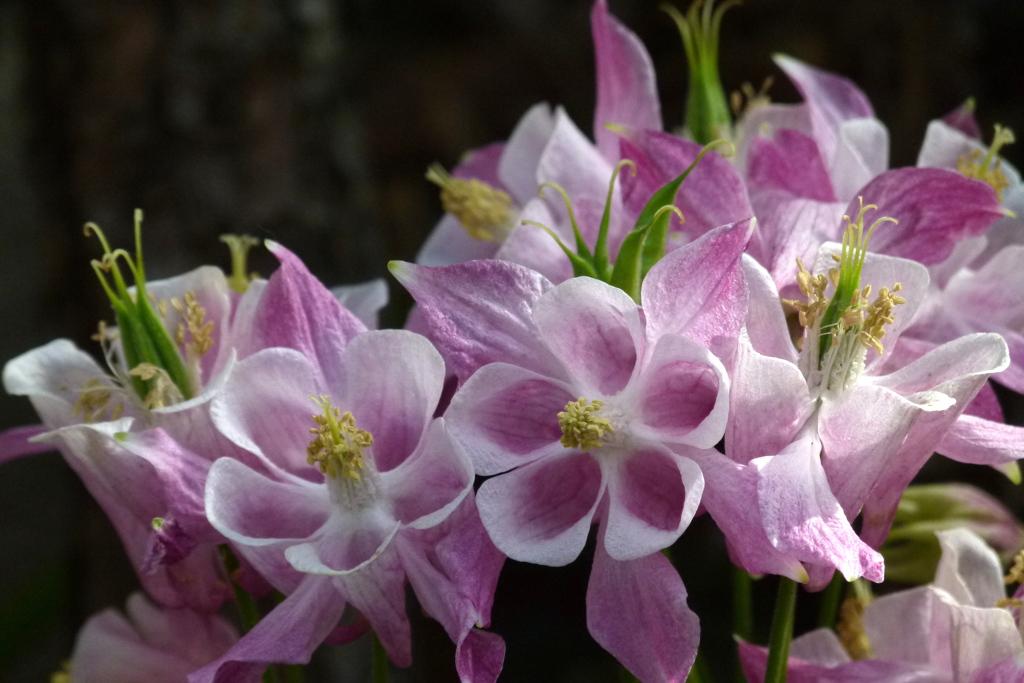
[717,203,1011,588]
[740,529,1024,682]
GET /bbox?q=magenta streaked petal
[742,256,798,363]
[686,448,809,581]
[755,434,884,583]
[476,450,603,566]
[774,54,874,164]
[210,347,319,474]
[747,129,836,201]
[633,334,728,449]
[252,241,366,388]
[850,168,1005,266]
[591,0,661,161]
[380,419,473,529]
[446,363,573,475]
[285,506,400,576]
[389,259,557,382]
[726,333,812,464]
[938,414,1024,467]
[0,424,50,464]
[536,108,613,219]
[603,448,702,561]
[205,458,329,547]
[533,277,643,396]
[188,576,345,683]
[333,545,412,666]
[587,528,699,683]
[642,219,753,351]
[340,330,446,472]
[618,130,751,240]
[495,199,575,284]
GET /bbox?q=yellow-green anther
[220,234,261,293]
[663,0,740,144]
[558,397,614,451]
[958,125,1016,201]
[426,163,515,242]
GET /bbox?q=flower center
[785,199,905,396]
[957,124,1015,201]
[426,163,515,242]
[307,396,373,482]
[558,397,615,451]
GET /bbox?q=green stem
[817,572,845,629]
[619,667,641,683]
[764,578,798,683]
[372,633,389,683]
[732,566,753,641]
[282,665,305,683]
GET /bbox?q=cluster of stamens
[426,163,514,242]
[730,77,773,119]
[171,291,214,357]
[957,124,1015,201]
[307,396,373,481]
[558,398,614,451]
[836,595,874,661]
[785,258,830,329]
[72,377,124,422]
[997,549,1024,610]
[129,363,184,410]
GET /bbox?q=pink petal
[587,527,700,683]
[591,0,661,161]
[933,528,1005,610]
[774,54,874,164]
[726,333,811,463]
[949,605,1023,680]
[603,447,703,560]
[498,103,557,203]
[618,130,752,241]
[633,334,729,448]
[851,168,1005,266]
[917,119,984,171]
[389,259,557,382]
[747,129,836,201]
[938,414,1024,467]
[790,629,852,667]
[285,508,400,575]
[332,545,412,666]
[685,448,808,581]
[188,576,345,683]
[250,242,366,388]
[340,330,445,472]
[495,198,575,284]
[942,100,982,140]
[380,419,473,529]
[755,434,884,583]
[533,277,643,396]
[642,219,753,351]
[537,108,613,217]
[205,458,329,547]
[446,363,573,475]
[830,118,889,202]
[476,450,604,566]
[210,348,320,474]
[417,214,499,267]
[741,256,799,363]
[0,424,50,464]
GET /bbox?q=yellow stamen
[836,595,874,661]
[220,234,261,293]
[426,163,514,242]
[72,377,124,422]
[307,396,373,481]
[859,284,905,354]
[731,76,774,118]
[957,124,1015,200]
[782,258,829,329]
[996,597,1023,609]
[130,363,184,409]
[51,661,71,683]
[171,291,215,357]
[558,397,614,451]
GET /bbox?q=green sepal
[522,220,599,279]
[593,160,636,280]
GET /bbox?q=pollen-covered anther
[783,258,829,328]
[72,378,124,422]
[307,396,373,481]
[426,163,514,242]
[171,291,214,357]
[558,397,614,451]
[859,283,905,354]
[130,363,183,409]
[836,596,874,661]
[958,124,1016,200]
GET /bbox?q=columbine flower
[740,529,1024,682]
[54,593,237,683]
[195,324,503,682]
[394,219,752,682]
[718,203,1010,588]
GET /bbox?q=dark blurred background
[2,0,1023,680]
